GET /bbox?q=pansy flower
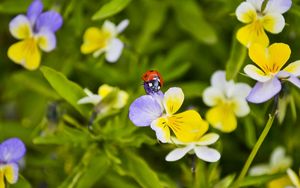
[203,71,251,132]
[249,146,293,188]
[78,84,129,112]
[81,19,129,63]
[0,138,26,188]
[165,134,220,162]
[8,0,63,70]
[129,87,208,143]
[235,0,292,47]
[244,43,300,103]
[249,146,292,176]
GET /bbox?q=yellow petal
[9,15,33,39]
[0,170,4,188]
[150,117,171,143]
[80,27,110,54]
[235,2,257,23]
[8,39,41,70]
[267,176,292,188]
[163,87,184,115]
[236,22,269,48]
[112,90,129,109]
[249,43,269,72]
[4,165,16,184]
[283,60,300,76]
[168,110,208,143]
[98,84,114,98]
[262,13,285,34]
[206,105,237,133]
[268,43,291,72]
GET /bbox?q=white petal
[236,2,257,23]
[287,168,300,188]
[196,133,219,146]
[78,95,101,105]
[249,164,271,175]
[105,38,124,63]
[202,87,224,106]
[232,83,252,99]
[211,70,227,90]
[165,145,194,162]
[150,118,170,143]
[246,0,264,11]
[284,60,300,76]
[163,87,184,115]
[262,13,285,34]
[103,20,117,36]
[270,146,292,170]
[287,76,300,89]
[264,0,292,14]
[36,29,56,52]
[117,19,129,33]
[9,15,33,39]
[247,78,281,103]
[233,98,250,117]
[194,146,221,162]
[83,88,95,97]
[244,64,272,82]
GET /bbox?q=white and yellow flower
[235,0,292,47]
[81,19,129,63]
[165,134,220,162]
[78,84,128,111]
[203,71,251,132]
[249,146,293,188]
[129,87,208,143]
[244,43,300,103]
[8,0,63,70]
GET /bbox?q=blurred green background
[1,0,300,187]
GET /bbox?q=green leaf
[136,0,168,53]
[172,0,217,44]
[59,145,110,188]
[40,66,90,117]
[92,0,131,20]
[33,124,91,146]
[225,35,247,80]
[10,71,60,100]
[213,174,235,188]
[121,151,163,188]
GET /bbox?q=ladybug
[142,70,164,93]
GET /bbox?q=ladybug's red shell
[142,70,164,87]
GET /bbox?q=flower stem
[232,112,276,188]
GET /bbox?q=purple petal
[27,0,43,25]
[129,95,163,127]
[287,76,300,88]
[35,10,63,32]
[0,138,26,163]
[247,78,282,103]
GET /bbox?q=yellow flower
[81,19,129,63]
[203,71,251,132]
[235,0,291,47]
